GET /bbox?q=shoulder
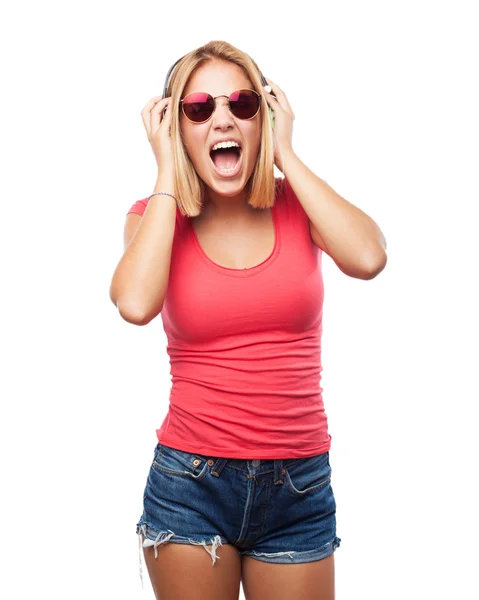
[275,176,306,220]
[126,197,149,216]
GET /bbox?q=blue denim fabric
[136,443,341,587]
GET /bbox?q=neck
[202,189,254,221]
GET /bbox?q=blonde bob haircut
[166,40,284,218]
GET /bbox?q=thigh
[241,553,335,600]
[143,542,242,600]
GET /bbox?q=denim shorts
[136,442,341,586]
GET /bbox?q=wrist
[148,191,177,203]
[156,170,174,182]
[155,171,175,191]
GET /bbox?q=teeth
[211,141,240,151]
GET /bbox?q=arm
[283,149,387,280]
[109,172,177,325]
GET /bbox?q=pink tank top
[127,177,331,459]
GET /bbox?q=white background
[1,0,477,598]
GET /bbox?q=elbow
[109,288,146,326]
[338,250,387,280]
[114,298,148,325]
[361,250,388,280]
[109,276,165,325]
[119,306,150,326]
[109,280,148,325]
[111,293,163,326]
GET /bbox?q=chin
[213,185,246,197]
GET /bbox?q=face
[179,60,262,207]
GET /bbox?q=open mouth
[209,146,243,176]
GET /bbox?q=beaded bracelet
[148,191,177,201]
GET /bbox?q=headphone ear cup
[269,107,275,130]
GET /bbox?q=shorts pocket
[151,443,210,481]
[283,451,331,497]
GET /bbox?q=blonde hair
[166,41,282,217]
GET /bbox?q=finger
[265,77,281,91]
[263,87,280,108]
[263,87,280,106]
[140,95,164,116]
[265,78,294,115]
[263,86,278,100]
[265,78,289,106]
[150,97,171,134]
[141,97,169,136]
[141,97,162,135]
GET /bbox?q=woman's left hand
[263,77,295,173]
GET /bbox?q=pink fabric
[126,177,331,458]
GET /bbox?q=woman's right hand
[140,96,175,175]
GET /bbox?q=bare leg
[142,538,242,600]
[241,553,336,600]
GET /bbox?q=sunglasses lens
[229,90,260,119]
[182,93,215,123]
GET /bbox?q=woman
[110,40,387,600]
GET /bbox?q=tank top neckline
[188,202,281,278]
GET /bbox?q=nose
[211,97,234,127]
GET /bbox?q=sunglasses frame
[180,88,262,124]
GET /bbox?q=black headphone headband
[162,54,268,99]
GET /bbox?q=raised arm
[109,173,177,325]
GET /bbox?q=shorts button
[252,459,261,467]
[193,459,201,466]
[207,459,214,466]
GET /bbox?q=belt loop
[210,457,228,478]
[274,459,284,485]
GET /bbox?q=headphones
[162,54,275,130]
